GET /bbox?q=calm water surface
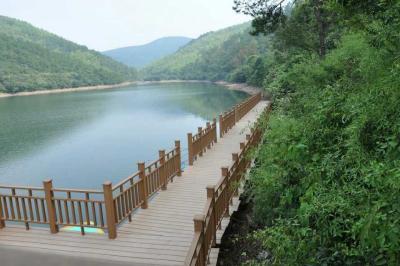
[0,83,247,189]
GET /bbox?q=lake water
[0,83,247,189]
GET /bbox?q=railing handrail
[185,103,271,265]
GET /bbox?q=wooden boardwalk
[0,101,269,266]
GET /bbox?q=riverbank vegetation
[0,16,136,93]
[220,0,400,265]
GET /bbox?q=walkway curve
[0,101,269,266]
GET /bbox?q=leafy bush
[249,29,400,265]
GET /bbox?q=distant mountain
[0,15,136,93]
[142,22,269,84]
[102,37,192,68]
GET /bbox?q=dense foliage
[0,15,136,93]
[103,36,192,68]
[142,23,270,86]
[236,0,400,265]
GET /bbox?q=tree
[234,0,330,58]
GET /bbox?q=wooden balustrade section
[219,109,235,138]
[0,140,182,240]
[187,119,217,166]
[185,105,271,266]
[235,92,262,122]
[0,94,266,246]
[219,92,263,138]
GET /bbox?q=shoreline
[0,80,261,98]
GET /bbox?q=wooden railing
[219,109,235,138]
[187,119,217,166]
[0,94,266,242]
[235,92,262,122]
[0,141,182,239]
[185,105,271,266]
[219,92,263,139]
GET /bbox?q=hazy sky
[0,0,250,51]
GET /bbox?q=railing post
[213,118,217,143]
[240,142,245,150]
[0,195,5,229]
[103,181,117,239]
[188,133,194,166]
[198,127,203,156]
[206,185,217,247]
[193,214,206,264]
[246,134,251,141]
[175,140,182,176]
[221,167,230,218]
[159,150,167,190]
[43,179,58,234]
[138,162,148,209]
[219,114,223,138]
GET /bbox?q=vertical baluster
[206,122,211,149]
[187,133,194,166]
[9,190,15,220]
[159,150,167,190]
[28,190,34,224]
[64,199,70,225]
[2,196,9,221]
[221,167,230,218]
[57,199,63,224]
[69,192,76,225]
[99,202,104,228]
[85,193,90,226]
[77,201,84,235]
[175,140,182,177]
[91,200,97,227]
[198,127,203,157]
[219,114,223,138]
[33,198,39,223]
[13,189,22,221]
[118,186,125,220]
[0,195,5,228]
[21,196,28,230]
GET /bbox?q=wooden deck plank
[0,101,269,266]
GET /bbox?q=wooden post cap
[232,153,239,161]
[206,185,215,198]
[103,181,112,187]
[175,140,180,147]
[193,214,205,222]
[221,167,229,177]
[240,142,245,149]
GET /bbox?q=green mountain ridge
[0,15,136,93]
[142,22,270,85]
[103,36,192,68]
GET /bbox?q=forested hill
[0,15,136,93]
[142,22,269,85]
[103,36,192,68]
